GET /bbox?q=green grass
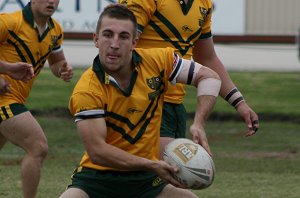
[185,71,300,116]
[1,68,300,197]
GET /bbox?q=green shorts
[66,167,167,198]
[160,102,187,138]
[0,103,28,123]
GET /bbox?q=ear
[93,33,99,48]
[131,36,138,51]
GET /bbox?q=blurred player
[0,61,34,94]
[0,1,73,197]
[120,0,260,158]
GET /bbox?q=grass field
[0,68,300,197]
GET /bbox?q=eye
[102,31,113,38]
[119,33,130,40]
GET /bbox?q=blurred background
[1,0,300,68]
[1,1,300,197]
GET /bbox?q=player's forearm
[197,57,246,108]
[203,57,236,98]
[0,61,9,74]
[49,60,66,78]
[193,95,217,126]
[88,143,158,171]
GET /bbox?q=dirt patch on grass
[223,149,299,160]
[0,158,22,166]
[188,112,300,123]
[30,108,300,123]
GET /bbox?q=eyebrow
[102,29,131,36]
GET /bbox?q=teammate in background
[59,4,220,198]
[120,0,260,158]
[0,1,73,197]
[0,61,34,94]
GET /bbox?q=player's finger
[200,141,212,156]
[252,120,259,132]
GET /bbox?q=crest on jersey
[146,76,162,90]
[198,7,211,27]
[51,35,59,46]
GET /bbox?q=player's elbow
[198,66,220,81]
[195,66,221,97]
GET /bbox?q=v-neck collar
[92,51,142,96]
[22,2,55,41]
[179,0,194,15]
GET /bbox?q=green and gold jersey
[0,3,63,106]
[120,0,212,103]
[69,48,183,171]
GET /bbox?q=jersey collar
[179,0,194,15]
[22,3,55,30]
[92,50,141,95]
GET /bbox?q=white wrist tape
[225,88,245,107]
[197,78,221,97]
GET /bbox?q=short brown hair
[95,4,138,37]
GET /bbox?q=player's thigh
[156,184,198,198]
[0,111,48,153]
[59,188,89,198]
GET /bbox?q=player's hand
[7,62,34,83]
[59,62,73,82]
[235,101,259,137]
[0,77,11,95]
[151,160,185,188]
[189,124,212,156]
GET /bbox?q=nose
[110,35,120,49]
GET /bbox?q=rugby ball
[163,138,215,189]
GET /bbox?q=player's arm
[193,37,259,136]
[0,60,34,82]
[172,57,221,155]
[47,48,73,82]
[76,115,183,188]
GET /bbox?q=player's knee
[38,141,48,159]
[28,139,48,160]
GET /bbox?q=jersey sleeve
[119,0,157,33]
[69,69,106,120]
[0,13,18,43]
[155,47,183,83]
[199,0,213,39]
[51,18,64,50]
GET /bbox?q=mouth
[46,5,55,12]
[107,53,120,60]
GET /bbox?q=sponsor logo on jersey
[152,176,164,187]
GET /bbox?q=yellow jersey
[120,0,212,103]
[0,3,63,106]
[69,48,183,171]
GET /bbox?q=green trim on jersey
[0,2,64,105]
[92,52,142,97]
[181,0,195,15]
[92,53,165,145]
[66,167,167,198]
[69,48,178,170]
[23,3,56,41]
[120,0,213,104]
[150,10,203,57]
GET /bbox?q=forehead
[99,16,135,34]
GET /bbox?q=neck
[108,65,134,91]
[34,15,48,28]
[34,15,49,35]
